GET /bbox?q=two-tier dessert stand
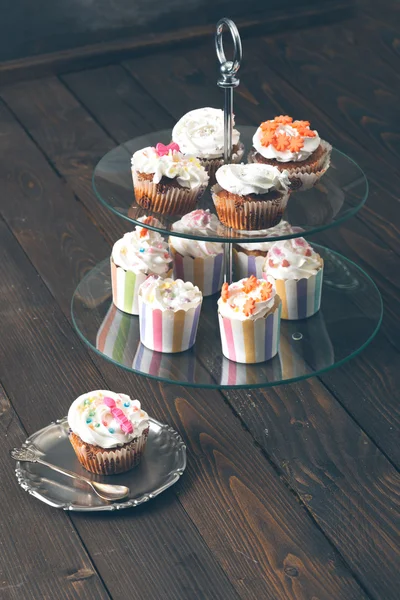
[71,19,382,390]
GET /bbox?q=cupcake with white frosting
[212,163,291,230]
[111,215,172,315]
[218,275,281,364]
[233,220,295,280]
[169,209,224,296]
[139,276,203,353]
[172,107,244,183]
[131,142,209,215]
[263,237,323,319]
[249,115,332,191]
[68,390,150,475]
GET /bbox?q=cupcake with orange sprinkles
[217,275,281,364]
[249,116,332,191]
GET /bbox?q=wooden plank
[0,84,370,600]
[0,380,110,600]
[0,2,352,85]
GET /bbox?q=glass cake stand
[71,244,382,389]
[70,127,381,389]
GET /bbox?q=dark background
[1,0,332,62]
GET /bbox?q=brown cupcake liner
[69,429,149,475]
[211,185,290,230]
[132,169,206,215]
[248,140,332,192]
[200,143,245,186]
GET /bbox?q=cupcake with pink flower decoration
[169,209,224,296]
[262,237,323,319]
[68,390,150,475]
[131,142,209,215]
[111,215,172,315]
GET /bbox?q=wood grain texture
[0,384,110,600]
[0,83,370,600]
[0,220,241,600]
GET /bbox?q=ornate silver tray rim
[15,417,186,512]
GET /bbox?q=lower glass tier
[71,245,382,389]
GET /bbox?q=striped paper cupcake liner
[139,298,202,353]
[264,266,324,320]
[170,245,224,297]
[111,258,148,316]
[233,248,267,280]
[218,298,282,364]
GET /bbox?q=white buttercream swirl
[139,276,202,311]
[218,277,276,321]
[68,390,149,449]
[253,122,320,163]
[216,163,290,196]
[112,217,172,275]
[263,238,322,280]
[131,146,209,189]
[170,209,223,257]
[172,107,240,159]
[236,221,294,252]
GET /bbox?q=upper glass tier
[93,126,368,243]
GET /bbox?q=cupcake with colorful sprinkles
[131,142,209,214]
[249,115,332,191]
[111,216,172,315]
[218,275,282,364]
[170,209,224,296]
[68,390,150,475]
[138,276,203,353]
[262,237,324,320]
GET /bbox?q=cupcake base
[132,170,206,215]
[233,246,268,279]
[200,143,245,185]
[212,185,289,230]
[170,245,224,297]
[248,140,332,192]
[218,295,282,364]
[69,430,149,475]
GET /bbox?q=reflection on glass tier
[71,245,382,389]
[93,126,368,243]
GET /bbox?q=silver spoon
[11,447,130,502]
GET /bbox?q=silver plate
[15,418,186,511]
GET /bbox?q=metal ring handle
[215,18,242,77]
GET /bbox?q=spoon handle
[36,458,89,484]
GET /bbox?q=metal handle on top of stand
[215,18,242,282]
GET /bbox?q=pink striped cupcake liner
[170,246,224,297]
[111,258,148,316]
[218,298,282,364]
[263,266,323,320]
[138,297,202,353]
[233,248,266,280]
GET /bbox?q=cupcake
[138,276,203,353]
[218,275,281,364]
[169,209,224,296]
[68,390,150,475]
[233,220,295,280]
[111,216,172,315]
[249,116,332,191]
[131,142,209,215]
[262,237,323,320]
[212,163,291,230]
[172,107,244,184]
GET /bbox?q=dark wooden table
[0,2,399,598]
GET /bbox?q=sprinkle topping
[259,116,317,152]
